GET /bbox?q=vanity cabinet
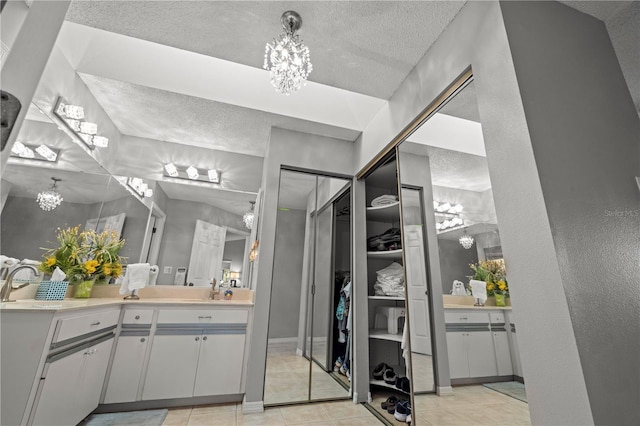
[142,307,248,401]
[446,330,497,379]
[30,308,118,426]
[104,308,154,403]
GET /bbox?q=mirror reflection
[264,169,351,405]
[0,104,119,268]
[397,78,527,424]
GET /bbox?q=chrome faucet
[1,265,39,302]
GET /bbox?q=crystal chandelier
[37,178,63,212]
[243,201,256,230]
[263,10,313,95]
[459,229,475,250]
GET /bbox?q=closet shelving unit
[364,160,410,401]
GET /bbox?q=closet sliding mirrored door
[264,169,352,406]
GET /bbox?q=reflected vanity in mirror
[264,169,351,405]
[395,75,526,424]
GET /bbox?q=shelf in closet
[368,295,405,301]
[367,249,403,259]
[366,202,400,222]
[369,379,410,394]
[369,329,403,342]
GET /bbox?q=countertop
[444,304,512,310]
[0,297,254,313]
[442,295,512,310]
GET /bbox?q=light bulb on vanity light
[164,163,179,177]
[186,166,199,180]
[207,169,220,183]
[92,136,109,148]
[35,145,57,162]
[79,122,97,135]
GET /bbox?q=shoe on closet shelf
[394,400,411,422]
[372,362,391,380]
[383,369,397,385]
[381,395,398,412]
[395,376,410,393]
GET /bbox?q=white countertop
[444,304,512,310]
[0,297,254,312]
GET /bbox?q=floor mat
[82,409,168,426]
[483,381,527,403]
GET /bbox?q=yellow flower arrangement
[469,259,509,297]
[39,226,126,283]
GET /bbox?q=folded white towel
[148,265,159,286]
[119,263,151,295]
[469,279,488,305]
[1,255,20,268]
[20,258,41,266]
[371,194,398,207]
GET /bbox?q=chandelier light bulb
[37,178,63,212]
[459,230,475,250]
[264,11,313,95]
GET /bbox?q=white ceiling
[9,1,637,221]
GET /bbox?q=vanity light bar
[163,164,222,185]
[127,177,154,198]
[10,142,59,162]
[52,96,109,150]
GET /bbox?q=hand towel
[469,279,488,305]
[148,265,159,286]
[20,258,40,266]
[1,255,19,268]
[119,263,151,295]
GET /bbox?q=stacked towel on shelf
[119,263,151,295]
[373,262,405,297]
[1,255,20,269]
[371,194,397,207]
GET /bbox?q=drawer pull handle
[203,336,207,341]
[198,316,212,319]
[91,321,101,326]
[195,337,200,341]
[135,315,140,320]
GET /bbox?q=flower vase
[494,293,506,307]
[74,278,96,298]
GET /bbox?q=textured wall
[438,239,478,294]
[99,195,149,263]
[500,2,640,424]
[223,239,246,274]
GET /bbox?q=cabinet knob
[195,337,200,341]
[135,315,140,320]
[203,336,207,341]
[198,316,212,319]
[140,338,146,342]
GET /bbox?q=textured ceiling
[65,1,466,99]
[158,180,257,217]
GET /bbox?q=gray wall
[499,2,640,424]
[438,238,478,294]
[1,195,97,260]
[156,198,245,285]
[268,208,306,339]
[223,239,245,274]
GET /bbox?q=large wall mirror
[264,169,351,405]
[0,104,147,273]
[396,76,527,424]
[143,180,254,287]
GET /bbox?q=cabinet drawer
[54,309,120,344]
[122,309,154,325]
[444,311,489,324]
[489,312,506,324]
[157,309,248,325]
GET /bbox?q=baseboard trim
[96,394,242,413]
[437,386,454,395]
[242,397,264,414]
[295,347,303,356]
[267,337,298,345]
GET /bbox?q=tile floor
[162,385,531,425]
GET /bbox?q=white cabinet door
[446,332,469,379]
[32,337,113,426]
[31,347,88,426]
[193,333,246,396]
[404,225,432,355]
[492,332,513,376]
[83,338,114,413]
[104,335,149,403]
[143,334,200,400]
[510,331,523,377]
[467,332,498,378]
